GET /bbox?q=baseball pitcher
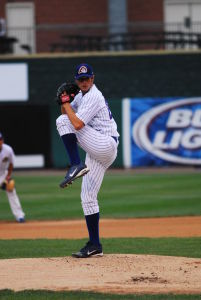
[56,63,119,258]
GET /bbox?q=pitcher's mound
[1,254,201,295]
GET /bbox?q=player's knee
[56,115,74,135]
[56,115,67,127]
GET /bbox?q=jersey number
[105,100,113,120]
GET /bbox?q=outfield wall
[0,50,201,168]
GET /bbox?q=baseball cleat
[59,162,89,188]
[18,217,25,223]
[72,241,103,258]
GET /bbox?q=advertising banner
[122,97,201,167]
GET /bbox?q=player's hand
[0,178,15,192]
[0,180,7,190]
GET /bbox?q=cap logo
[78,66,88,74]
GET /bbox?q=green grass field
[0,290,201,300]
[0,170,201,299]
[0,170,201,220]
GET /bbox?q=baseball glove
[1,178,15,192]
[56,82,80,105]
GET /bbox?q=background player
[56,63,119,258]
[0,132,25,223]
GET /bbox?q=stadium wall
[0,50,201,168]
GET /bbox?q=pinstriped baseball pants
[56,114,118,215]
[0,172,25,221]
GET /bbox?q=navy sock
[85,213,100,246]
[61,133,81,165]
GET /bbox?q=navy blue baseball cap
[75,63,94,80]
[0,132,3,139]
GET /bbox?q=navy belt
[112,136,118,143]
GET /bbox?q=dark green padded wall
[1,51,201,168]
[1,52,201,105]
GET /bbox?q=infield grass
[0,290,201,300]
[0,237,201,259]
[0,170,201,220]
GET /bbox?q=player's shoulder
[3,143,14,153]
[91,84,101,94]
[90,84,104,99]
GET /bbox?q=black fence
[1,22,201,54]
[50,31,201,52]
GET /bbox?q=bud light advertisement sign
[122,97,201,167]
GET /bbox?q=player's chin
[81,86,89,92]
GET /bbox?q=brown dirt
[0,255,201,295]
[0,216,201,239]
[0,216,201,295]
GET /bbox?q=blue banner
[122,97,201,167]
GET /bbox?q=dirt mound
[0,254,201,294]
[1,216,201,295]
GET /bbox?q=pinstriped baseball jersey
[71,84,119,137]
[0,143,25,221]
[0,144,14,178]
[56,82,119,215]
